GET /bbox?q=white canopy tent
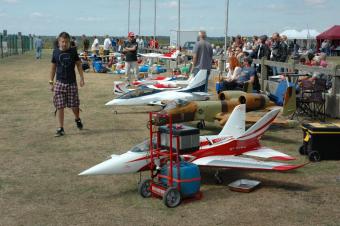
[280,29,320,39]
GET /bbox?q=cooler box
[216,82,223,94]
[160,161,201,197]
[301,122,340,161]
[139,64,149,73]
[159,124,199,153]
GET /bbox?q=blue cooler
[156,66,167,73]
[139,65,149,73]
[160,161,201,197]
[93,61,106,73]
[216,82,223,94]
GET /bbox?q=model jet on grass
[139,49,180,60]
[113,73,195,96]
[79,104,305,178]
[153,87,297,128]
[106,70,210,106]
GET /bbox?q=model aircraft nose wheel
[197,120,206,129]
[308,150,321,162]
[113,110,118,114]
[163,187,182,208]
[138,179,152,198]
[298,145,306,155]
[214,170,223,184]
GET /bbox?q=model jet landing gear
[197,120,206,129]
[163,187,182,208]
[214,170,223,184]
[138,179,152,198]
[308,150,321,162]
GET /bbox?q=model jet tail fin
[113,81,130,96]
[219,104,246,137]
[182,69,207,92]
[282,86,296,117]
[240,108,280,139]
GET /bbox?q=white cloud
[160,1,178,9]
[2,0,18,3]
[0,10,7,17]
[304,0,327,6]
[30,12,43,18]
[76,17,105,22]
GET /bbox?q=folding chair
[296,79,326,121]
[310,79,327,121]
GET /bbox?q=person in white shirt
[103,35,112,63]
[223,56,242,90]
[137,36,144,53]
[91,36,99,55]
[225,56,242,82]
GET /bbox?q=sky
[0,0,339,37]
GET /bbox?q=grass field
[0,51,340,226]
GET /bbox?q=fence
[253,58,340,118]
[0,30,34,59]
[142,48,340,118]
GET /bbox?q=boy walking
[50,32,85,137]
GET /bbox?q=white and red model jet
[79,105,305,176]
[139,49,180,60]
[113,74,194,96]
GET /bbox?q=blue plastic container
[216,82,223,94]
[156,66,167,73]
[93,61,105,73]
[160,161,200,197]
[139,65,149,73]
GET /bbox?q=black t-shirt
[51,47,80,84]
[124,40,138,62]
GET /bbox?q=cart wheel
[298,145,306,155]
[308,151,321,162]
[163,187,181,208]
[138,179,152,198]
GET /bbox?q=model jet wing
[242,147,295,161]
[192,155,304,171]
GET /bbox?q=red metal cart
[138,112,201,208]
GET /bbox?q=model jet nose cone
[79,157,124,175]
[105,99,116,106]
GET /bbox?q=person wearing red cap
[123,32,139,86]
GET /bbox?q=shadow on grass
[64,128,144,136]
[262,134,302,145]
[199,168,314,192]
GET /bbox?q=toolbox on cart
[300,122,340,161]
[138,113,202,208]
[159,124,200,153]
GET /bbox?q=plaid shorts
[53,81,80,109]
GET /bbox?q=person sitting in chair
[222,56,242,90]
[222,57,256,91]
[236,57,256,90]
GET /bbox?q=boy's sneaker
[55,127,65,137]
[75,118,83,130]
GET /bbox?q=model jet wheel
[113,110,118,114]
[308,150,321,162]
[138,179,152,198]
[197,121,205,129]
[214,171,223,184]
[163,187,181,208]
[298,145,306,155]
